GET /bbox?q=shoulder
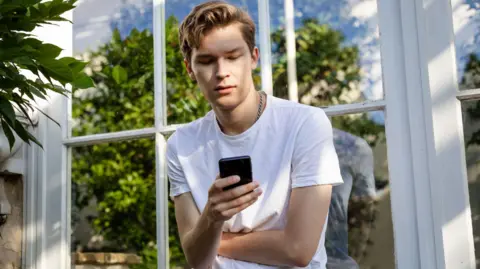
[268,96,331,139]
[269,96,329,125]
[166,111,215,156]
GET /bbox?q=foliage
[0,0,93,150]
[271,18,361,105]
[72,14,385,269]
[271,18,384,146]
[72,16,209,268]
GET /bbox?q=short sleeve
[291,110,344,188]
[166,133,191,198]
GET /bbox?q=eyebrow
[195,47,244,59]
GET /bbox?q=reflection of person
[166,1,343,268]
[326,129,377,268]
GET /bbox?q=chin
[212,94,241,110]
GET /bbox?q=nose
[215,58,230,80]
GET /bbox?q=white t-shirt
[167,94,344,269]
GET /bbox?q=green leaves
[0,0,92,150]
[0,99,16,124]
[37,57,73,82]
[1,120,16,151]
[72,73,94,89]
[70,16,207,269]
[112,65,128,84]
[38,43,62,58]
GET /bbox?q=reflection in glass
[269,0,384,106]
[327,111,395,269]
[452,0,480,90]
[165,0,261,125]
[461,100,480,267]
[72,0,154,135]
[71,139,158,268]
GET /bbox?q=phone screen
[219,156,253,191]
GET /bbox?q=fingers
[211,175,241,190]
[215,187,262,212]
[211,181,260,204]
[221,196,259,218]
[207,175,263,222]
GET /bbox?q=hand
[205,175,262,224]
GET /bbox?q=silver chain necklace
[255,91,265,122]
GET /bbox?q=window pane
[270,0,384,106]
[165,0,261,125]
[71,138,156,268]
[328,111,395,269]
[72,0,154,135]
[452,0,480,91]
[461,100,480,266]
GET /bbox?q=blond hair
[179,1,256,62]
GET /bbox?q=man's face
[186,23,259,110]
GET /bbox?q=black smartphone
[219,155,253,191]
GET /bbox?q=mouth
[215,85,236,91]
[215,85,236,94]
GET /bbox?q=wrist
[203,203,224,230]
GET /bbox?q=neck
[214,90,264,136]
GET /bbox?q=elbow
[287,241,316,267]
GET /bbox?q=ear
[184,58,196,81]
[251,47,259,70]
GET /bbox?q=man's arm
[218,184,333,267]
[173,192,221,269]
[174,177,262,269]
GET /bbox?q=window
[25,0,477,268]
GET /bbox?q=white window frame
[22,0,478,268]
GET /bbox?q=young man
[167,1,343,268]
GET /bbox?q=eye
[197,59,213,65]
[227,55,240,60]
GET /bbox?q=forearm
[218,230,300,267]
[183,211,223,269]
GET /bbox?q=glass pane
[165,0,261,125]
[461,100,480,266]
[452,0,480,91]
[328,111,395,269]
[71,138,157,268]
[269,0,384,106]
[72,0,154,135]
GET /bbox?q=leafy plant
[0,0,93,150]
[71,16,211,268]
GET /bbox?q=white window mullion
[64,78,73,269]
[457,88,480,101]
[322,100,386,116]
[154,0,167,128]
[153,0,169,268]
[377,0,424,267]
[64,127,157,147]
[398,0,443,266]
[414,0,476,267]
[258,0,273,95]
[284,0,298,102]
[23,134,37,269]
[156,133,169,268]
